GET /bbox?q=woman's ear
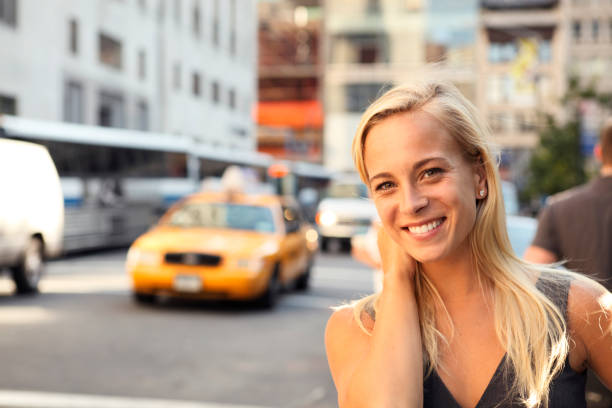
[473,159,488,199]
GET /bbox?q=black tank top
[423,273,587,408]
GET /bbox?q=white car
[315,177,377,252]
[0,138,64,293]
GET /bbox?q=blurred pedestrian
[525,118,612,408]
[324,80,612,407]
[350,219,383,293]
[525,119,612,287]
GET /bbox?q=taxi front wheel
[133,292,156,305]
[295,261,312,291]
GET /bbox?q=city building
[322,0,478,172]
[478,0,612,177]
[0,0,258,151]
[478,0,566,155]
[564,0,612,153]
[257,0,323,163]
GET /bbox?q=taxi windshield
[166,203,276,233]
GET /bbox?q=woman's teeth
[408,218,443,234]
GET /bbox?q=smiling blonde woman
[324,80,612,408]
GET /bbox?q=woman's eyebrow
[413,157,448,170]
[368,172,393,184]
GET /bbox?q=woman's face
[363,110,486,264]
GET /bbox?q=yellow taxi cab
[126,190,318,308]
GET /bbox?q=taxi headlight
[236,258,264,274]
[317,210,337,227]
[126,248,161,268]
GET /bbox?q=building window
[592,20,599,42]
[228,88,236,110]
[173,62,181,90]
[538,40,552,62]
[572,20,581,41]
[64,81,84,123]
[211,81,220,103]
[331,34,389,64]
[174,0,181,24]
[366,0,380,13]
[69,18,78,55]
[99,33,123,70]
[212,0,219,47]
[136,101,149,131]
[488,41,518,63]
[0,0,17,27]
[516,113,535,132]
[192,72,201,97]
[138,49,146,80]
[229,0,236,55]
[0,94,17,115]
[192,3,201,37]
[98,91,125,128]
[345,83,386,113]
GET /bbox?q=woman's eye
[375,181,394,191]
[423,168,443,178]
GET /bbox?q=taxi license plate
[173,275,202,293]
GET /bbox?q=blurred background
[0,0,610,407]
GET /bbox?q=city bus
[0,115,331,253]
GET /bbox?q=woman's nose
[400,185,429,214]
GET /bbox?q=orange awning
[256,100,323,129]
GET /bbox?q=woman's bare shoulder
[566,276,612,386]
[325,304,374,343]
[567,275,611,329]
[325,304,374,390]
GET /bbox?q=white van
[0,138,64,293]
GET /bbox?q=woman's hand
[377,226,417,285]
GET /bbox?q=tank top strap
[535,271,572,320]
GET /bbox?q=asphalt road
[0,249,375,408]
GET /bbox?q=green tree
[522,115,585,202]
[522,77,611,204]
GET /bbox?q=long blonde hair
[351,80,569,407]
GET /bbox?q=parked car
[315,175,377,252]
[0,138,64,293]
[126,191,318,308]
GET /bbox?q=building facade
[0,0,257,151]
[322,0,479,172]
[477,0,612,180]
[257,0,323,163]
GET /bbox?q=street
[0,250,375,408]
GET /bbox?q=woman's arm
[568,277,612,388]
[325,229,423,408]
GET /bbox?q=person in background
[325,80,612,407]
[525,119,612,408]
[524,119,612,288]
[351,218,383,293]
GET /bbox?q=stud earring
[479,189,486,197]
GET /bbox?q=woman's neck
[421,243,482,304]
